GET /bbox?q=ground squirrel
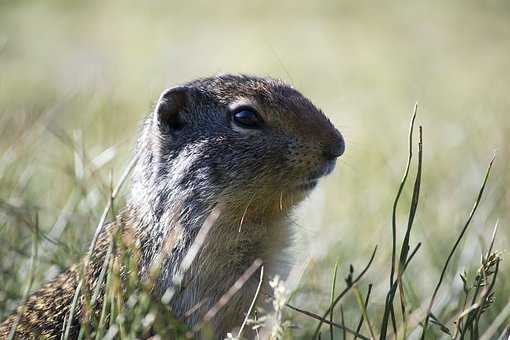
[0,74,345,339]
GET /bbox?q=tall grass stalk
[420,155,495,339]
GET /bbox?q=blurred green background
[1,0,509,337]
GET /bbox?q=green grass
[1,1,509,339]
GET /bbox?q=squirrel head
[133,74,344,223]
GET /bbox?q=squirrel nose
[322,130,345,160]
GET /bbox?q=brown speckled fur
[0,267,80,339]
[0,221,123,339]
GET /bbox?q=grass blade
[420,155,495,339]
[312,246,377,339]
[330,260,340,340]
[354,284,373,340]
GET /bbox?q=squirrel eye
[231,107,263,129]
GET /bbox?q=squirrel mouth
[294,160,337,192]
[295,178,320,192]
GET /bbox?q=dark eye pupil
[233,109,261,128]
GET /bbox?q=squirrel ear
[154,86,190,130]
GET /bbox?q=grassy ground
[0,1,509,338]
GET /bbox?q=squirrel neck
[125,191,294,287]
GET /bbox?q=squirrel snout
[322,130,345,160]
